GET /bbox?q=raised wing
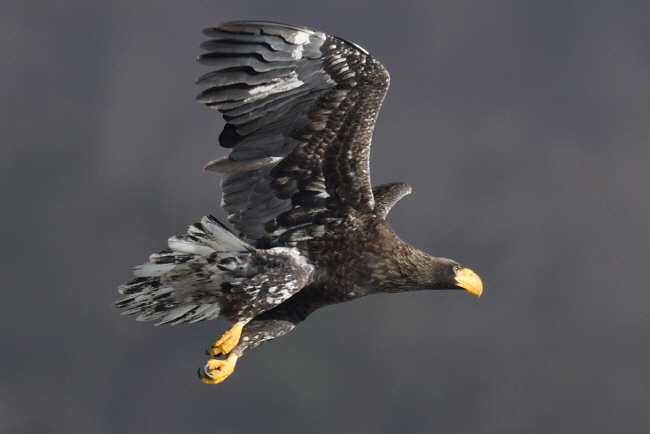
[197,21,390,246]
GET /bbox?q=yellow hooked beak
[454,267,483,297]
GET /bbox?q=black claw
[198,364,213,380]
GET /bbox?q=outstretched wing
[197,21,390,246]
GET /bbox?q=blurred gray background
[2,1,649,433]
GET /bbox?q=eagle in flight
[116,21,483,384]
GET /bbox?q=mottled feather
[196,21,390,245]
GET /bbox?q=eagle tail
[115,215,254,325]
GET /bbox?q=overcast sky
[2,1,650,433]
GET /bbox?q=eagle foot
[209,322,245,356]
[200,354,238,385]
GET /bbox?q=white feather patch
[156,305,197,325]
[168,237,216,256]
[200,216,253,253]
[133,262,176,277]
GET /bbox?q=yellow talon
[200,354,238,384]
[210,322,245,356]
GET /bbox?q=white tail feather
[116,215,254,324]
[116,215,313,326]
[133,262,176,277]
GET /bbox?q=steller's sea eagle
[116,21,483,384]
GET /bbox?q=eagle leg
[209,322,245,356]
[200,353,238,385]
